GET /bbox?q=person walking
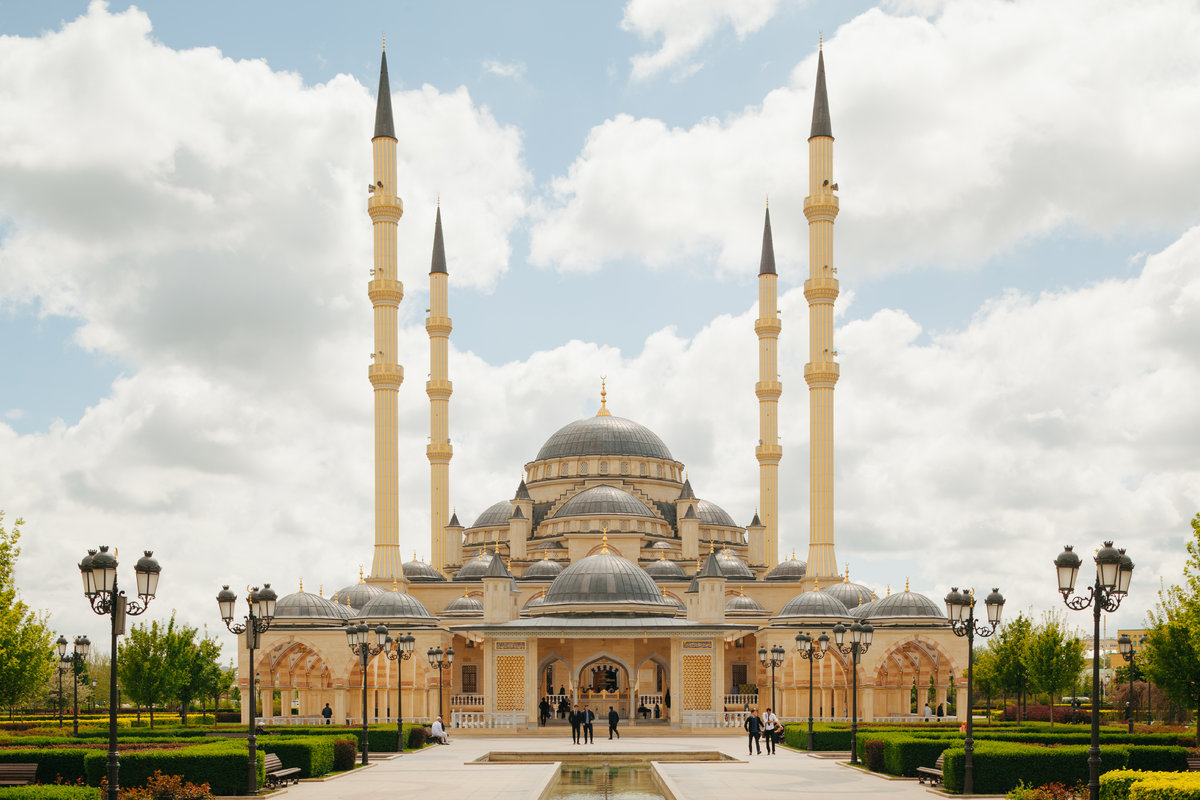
[761,707,779,754]
[539,697,551,726]
[608,706,620,739]
[582,704,595,744]
[744,708,763,755]
[570,704,582,744]
[321,703,333,725]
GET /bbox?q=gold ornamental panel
[682,654,712,711]
[495,655,526,712]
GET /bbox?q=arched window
[599,460,608,475]
[620,461,629,475]
[579,461,589,476]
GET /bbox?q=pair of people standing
[569,704,596,744]
[743,707,780,755]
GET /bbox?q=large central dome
[538,551,672,610]
[535,415,674,462]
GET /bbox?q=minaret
[426,204,453,574]
[368,46,405,579]
[803,44,840,581]
[754,203,782,568]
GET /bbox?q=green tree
[1141,513,1200,744]
[992,612,1033,720]
[118,616,178,728]
[0,511,56,715]
[1023,610,1086,726]
[973,646,1001,723]
[169,626,224,724]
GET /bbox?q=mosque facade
[240,46,968,729]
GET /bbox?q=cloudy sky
[1,0,1198,659]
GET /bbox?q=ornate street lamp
[346,622,389,765]
[1056,543,1133,800]
[794,630,830,751]
[757,643,785,713]
[58,635,91,735]
[831,620,874,765]
[427,645,454,721]
[1117,633,1136,734]
[80,546,161,800]
[383,632,415,753]
[216,582,278,796]
[944,586,1004,795]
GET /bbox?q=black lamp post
[383,632,415,753]
[1056,542,1134,800]
[58,635,91,735]
[1117,633,1135,734]
[426,645,454,721]
[757,643,785,713]
[794,630,830,751]
[79,546,162,800]
[90,680,97,712]
[346,621,388,765]
[945,586,1005,796]
[216,583,278,796]
[831,620,874,765]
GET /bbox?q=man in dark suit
[570,703,582,744]
[582,704,595,743]
[608,706,620,739]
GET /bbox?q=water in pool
[548,762,666,800]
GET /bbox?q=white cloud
[621,0,788,82]
[482,59,526,80]
[3,408,23,420]
[537,0,1200,278]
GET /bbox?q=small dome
[521,557,565,581]
[649,541,678,550]
[667,595,686,611]
[851,598,879,618]
[644,557,687,580]
[360,591,433,619]
[823,580,873,610]
[778,590,851,619]
[334,582,385,610]
[470,501,514,529]
[443,594,483,615]
[274,591,354,621]
[403,557,446,582]
[725,593,766,613]
[552,485,655,519]
[534,539,566,550]
[715,549,754,579]
[523,593,546,609]
[535,415,674,461]
[455,551,495,581]
[765,556,807,581]
[695,499,737,528]
[870,590,946,619]
[540,552,672,609]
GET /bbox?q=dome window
[560,462,569,477]
[621,461,629,475]
[640,463,648,476]
[599,460,608,475]
[579,461,588,475]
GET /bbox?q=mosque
[240,45,968,730]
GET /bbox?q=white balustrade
[450,694,485,707]
[724,693,759,707]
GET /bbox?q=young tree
[991,612,1033,720]
[1023,610,1086,726]
[973,646,1001,723]
[169,627,224,724]
[118,616,178,728]
[0,512,55,715]
[1141,512,1200,744]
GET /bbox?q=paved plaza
[275,735,959,800]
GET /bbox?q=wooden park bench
[1187,756,1200,772]
[0,764,39,787]
[916,754,944,786]
[263,753,301,787]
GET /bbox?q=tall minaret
[368,46,405,579]
[803,44,840,581]
[426,205,453,574]
[754,204,782,568]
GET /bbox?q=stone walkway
[275,736,956,800]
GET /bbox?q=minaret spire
[368,47,405,579]
[804,46,840,584]
[427,204,453,574]
[753,203,781,568]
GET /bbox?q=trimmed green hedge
[942,742,1131,795]
[261,736,338,778]
[1126,773,1200,800]
[0,749,91,783]
[83,742,264,796]
[0,788,100,800]
[781,724,852,751]
[260,724,421,753]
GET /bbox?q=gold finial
[437,194,440,208]
[886,584,891,596]
[358,565,364,584]
[791,549,796,560]
[382,34,386,51]
[661,585,667,597]
[413,551,418,561]
[659,551,667,561]
[463,587,469,598]
[299,578,304,593]
[319,584,323,598]
[542,552,549,561]
[709,539,715,554]
[331,591,338,603]
[739,584,745,597]
[765,195,769,209]
[392,577,398,592]
[905,577,910,592]
[478,550,485,561]
[505,556,511,570]
[844,565,850,583]
[722,544,729,554]
[814,577,821,591]
[601,528,609,554]
[345,594,351,606]
[819,32,823,50]
[597,376,611,416]
[871,589,877,601]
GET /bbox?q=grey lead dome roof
[823,580,872,610]
[765,556,807,581]
[403,558,446,582]
[552,485,655,519]
[695,500,737,528]
[870,590,945,619]
[644,557,687,580]
[274,591,355,621]
[778,590,852,619]
[360,591,433,618]
[335,583,384,610]
[470,501,514,529]
[541,552,672,608]
[535,415,674,462]
[725,594,766,613]
[455,551,495,581]
[521,557,565,580]
[715,549,754,579]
